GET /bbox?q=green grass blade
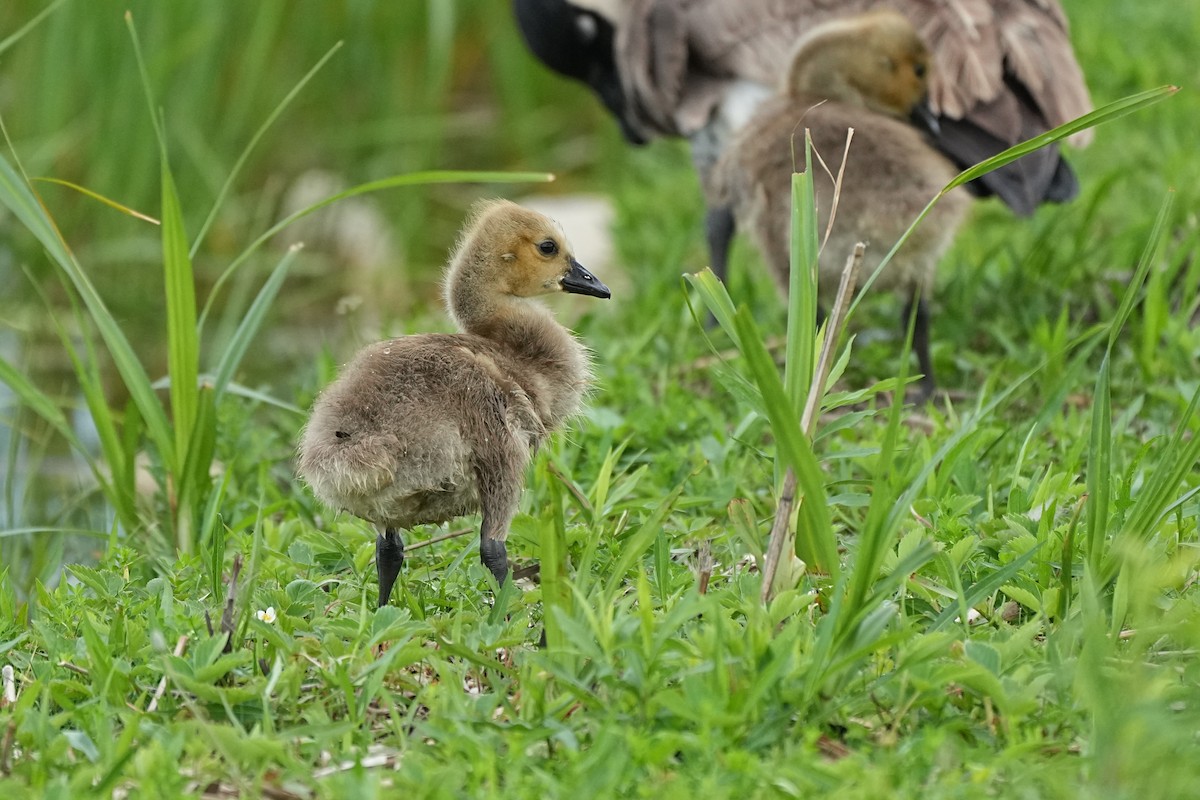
[0,0,66,57]
[683,269,741,349]
[30,177,160,225]
[733,306,837,576]
[124,11,164,143]
[846,367,1038,622]
[0,358,85,461]
[205,470,230,599]
[190,41,344,258]
[128,7,202,480]
[541,464,571,657]
[784,143,819,413]
[843,328,912,617]
[211,244,299,402]
[119,398,144,533]
[944,86,1179,194]
[0,527,108,540]
[19,234,142,532]
[217,383,304,415]
[55,302,140,533]
[603,479,687,597]
[197,169,555,331]
[1084,353,1113,576]
[1085,191,1172,577]
[817,543,937,685]
[1108,191,1174,352]
[160,154,200,476]
[1107,384,1200,582]
[0,151,176,467]
[176,385,217,554]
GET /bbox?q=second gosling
[712,10,971,398]
[297,199,611,606]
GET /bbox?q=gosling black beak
[561,258,611,299]
[910,101,941,137]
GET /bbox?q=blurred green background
[0,0,624,384]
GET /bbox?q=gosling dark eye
[538,239,558,256]
[913,62,927,79]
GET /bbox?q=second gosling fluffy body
[298,200,611,606]
[712,10,970,396]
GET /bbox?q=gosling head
[786,10,932,120]
[446,199,611,329]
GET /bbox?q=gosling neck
[447,272,574,361]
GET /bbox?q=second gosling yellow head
[786,9,932,119]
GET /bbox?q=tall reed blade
[783,139,819,413]
[160,154,200,485]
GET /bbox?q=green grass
[2,0,1200,797]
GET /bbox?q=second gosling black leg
[902,292,936,402]
[376,526,405,608]
[705,205,737,284]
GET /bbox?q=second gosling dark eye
[538,239,558,256]
[914,62,927,78]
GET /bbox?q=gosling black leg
[473,444,522,588]
[376,526,404,608]
[705,205,737,284]
[903,293,936,402]
[479,518,510,587]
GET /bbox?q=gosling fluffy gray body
[713,11,971,395]
[300,332,573,528]
[298,200,610,604]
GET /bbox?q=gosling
[297,200,611,606]
[712,10,971,398]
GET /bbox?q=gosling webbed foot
[376,527,405,608]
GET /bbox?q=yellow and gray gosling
[298,199,610,606]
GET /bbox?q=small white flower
[256,607,276,624]
[954,608,984,625]
[2,664,16,706]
